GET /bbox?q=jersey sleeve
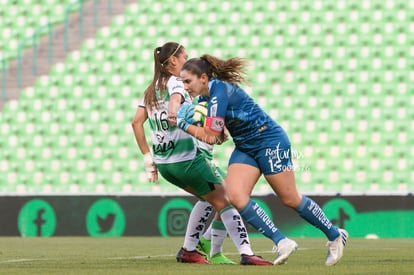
[138,97,145,108]
[205,80,228,133]
[167,76,186,97]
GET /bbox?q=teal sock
[295,196,340,241]
[239,199,285,245]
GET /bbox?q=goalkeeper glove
[176,103,195,131]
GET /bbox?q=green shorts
[210,161,227,179]
[157,151,223,196]
[198,147,227,179]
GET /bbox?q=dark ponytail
[182,54,248,85]
[143,42,183,110]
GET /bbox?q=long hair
[181,54,248,85]
[144,42,184,110]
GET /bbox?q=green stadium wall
[1,195,413,238]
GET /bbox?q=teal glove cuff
[177,103,195,131]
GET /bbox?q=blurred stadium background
[0,0,413,196]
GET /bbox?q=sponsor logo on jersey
[171,84,183,92]
[156,134,164,143]
[210,96,218,117]
[153,141,175,154]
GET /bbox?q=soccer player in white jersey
[176,54,349,266]
[190,99,231,261]
[132,42,272,265]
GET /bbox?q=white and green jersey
[140,76,196,164]
[196,141,213,161]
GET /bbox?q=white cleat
[325,228,349,266]
[273,238,298,265]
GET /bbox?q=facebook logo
[18,199,57,237]
[33,209,47,236]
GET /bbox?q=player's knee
[226,194,249,210]
[210,201,230,213]
[279,195,301,209]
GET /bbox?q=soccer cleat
[196,236,211,256]
[176,247,209,264]
[209,252,237,265]
[197,237,235,264]
[325,228,348,266]
[240,254,273,266]
[273,238,298,265]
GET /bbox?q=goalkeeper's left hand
[176,103,195,131]
[216,128,229,145]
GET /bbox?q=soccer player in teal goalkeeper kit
[176,54,349,266]
[132,42,272,265]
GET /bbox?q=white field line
[0,258,52,263]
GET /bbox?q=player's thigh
[227,149,261,209]
[200,184,230,213]
[264,169,302,208]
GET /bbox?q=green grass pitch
[0,237,413,274]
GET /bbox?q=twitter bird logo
[97,213,115,233]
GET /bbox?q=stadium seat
[0,0,412,195]
[0,1,80,60]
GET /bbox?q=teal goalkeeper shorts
[157,151,223,196]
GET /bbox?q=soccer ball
[192,101,208,126]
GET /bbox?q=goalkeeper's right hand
[143,152,158,182]
[176,103,195,131]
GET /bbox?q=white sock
[203,223,212,240]
[220,206,253,256]
[210,220,227,257]
[183,201,213,251]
